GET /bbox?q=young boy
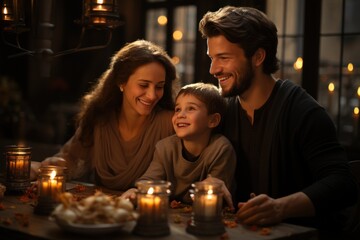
[121,82,236,203]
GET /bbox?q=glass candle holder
[133,180,171,237]
[3,145,31,192]
[186,181,225,236]
[34,166,66,215]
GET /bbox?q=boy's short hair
[176,82,226,117]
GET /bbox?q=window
[318,0,360,145]
[144,1,197,85]
[267,0,305,85]
[267,0,360,147]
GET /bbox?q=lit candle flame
[147,187,154,195]
[50,170,56,180]
[3,6,8,14]
[328,82,335,93]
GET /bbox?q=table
[0,184,318,240]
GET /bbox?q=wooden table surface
[0,183,318,240]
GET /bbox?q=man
[199,6,358,234]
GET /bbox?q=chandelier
[0,0,123,58]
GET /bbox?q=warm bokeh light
[293,57,303,70]
[354,107,359,115]
[328,82,335,92]
[173,30,183,41]
[97,0,104,4]
[157,15,167,25]
[3,6,8,14]
[347,63,354,72]
[357,86,360,97]
[171,56,180,65]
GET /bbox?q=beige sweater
[139,134,237,203]
[52,108,174,191]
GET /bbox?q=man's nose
[209,60,221,76]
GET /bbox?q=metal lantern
[0,0,27,32]
[3,145,32,192]
[82,0,122,28]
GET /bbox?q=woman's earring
[120,86,124,92]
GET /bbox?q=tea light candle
[40,170,59,198]
[139,187,162,221]
[93,0,108,11]
[203,189,217,217]
[2,6,12,21]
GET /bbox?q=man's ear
[208,113,221,128]
[253,48,266,67]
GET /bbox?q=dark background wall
[1,0,263,145]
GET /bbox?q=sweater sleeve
[206,135,237,193]
[297,108,357,214]
[51,128,92,180]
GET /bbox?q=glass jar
[133,180,171,237]
[186,181,225,235]
[34,166,66,215]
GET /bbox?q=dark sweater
[222,79,358,230]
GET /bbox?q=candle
[17,159,24,172]
[93,0,108,11]
[186,181,225,236]
[93,17,106,24]
[203,189,217,217]
[35,166,66,215]
[133,180,171,237]
[139,187,162,222]
[2,6,12,21]
[49,170,58,198]
[9,159,15,172]
[40,170,59,199]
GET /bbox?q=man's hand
[236,193,283,226]
[236,192,315,226]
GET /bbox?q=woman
[32,40,178,191]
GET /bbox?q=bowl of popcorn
[51,191,138,235]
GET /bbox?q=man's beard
[221,62,254,97]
